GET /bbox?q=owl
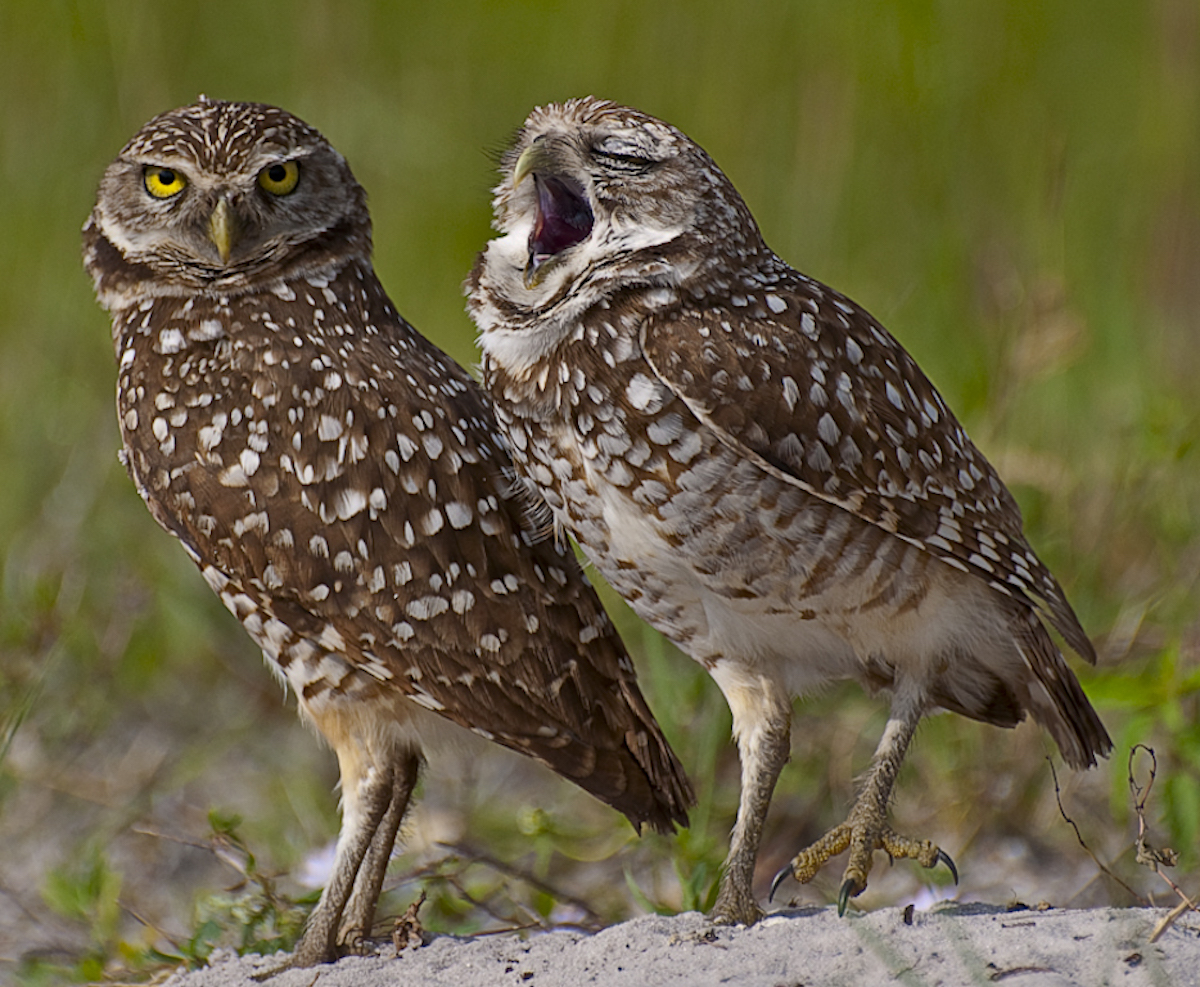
[467,97,1111,925]
[83,98,692,967]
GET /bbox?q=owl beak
[522,173,593,289]
[515,145,593,289]
[513,143,551,189]
[207,198,239,265]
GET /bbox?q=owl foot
[709,880,766,927]
[769,822,956,915]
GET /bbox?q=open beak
[207,198,239,265]
[513,146,593,289]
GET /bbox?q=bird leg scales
[770,689,955,915]
[340,751,421,952]
[279,760,399,972]
[710,682,791,926]
[782,822,946,916]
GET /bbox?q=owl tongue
[530,174,593,264]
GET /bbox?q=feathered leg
[710,671,791,926]
[285,760,394,969]
[340,750,421,950]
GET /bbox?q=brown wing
[118,276,692,833]
[640,272,1094,663]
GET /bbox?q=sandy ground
[163,905,1197,987]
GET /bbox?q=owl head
[86,98,370,304]
[474,97,764,317]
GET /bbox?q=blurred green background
[2,0,1198,981]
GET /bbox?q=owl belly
[531,419,961,697]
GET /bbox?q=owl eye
[144,166,188,199]
[593,139,654,173]
[258,160,300,196]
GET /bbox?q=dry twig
[432,841,605,931]
[392,890,428,953]
[1047,757,1144,903]
[1127,745,1199,942]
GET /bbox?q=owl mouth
[525,174,593,285]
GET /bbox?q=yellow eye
[144,166,187,199]
[258,160,300,196]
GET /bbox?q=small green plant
[153,812,310,968]
[15,815,312,984]
[30,844,123,983]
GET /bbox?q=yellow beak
[513,142,553,188]
[207,198,238,265]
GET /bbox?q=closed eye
[593,143,655,174]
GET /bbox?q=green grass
[1,0,1197,982]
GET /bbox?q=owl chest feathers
[482,303,949,687]
[113,273,376,519]
[108,265,510,707]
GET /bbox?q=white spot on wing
[781,376,800,411]
[407,596,448,620]
[318,415,344,441]
[626,373,664,412]
[158,328,185,354]
[334,488,368,520]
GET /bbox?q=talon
[769,863,793,903]
[837,878,858,917]
[937,849,959,884]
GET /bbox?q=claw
[836,878,857,917]
[769,863,793,903]
[937,849,959,885]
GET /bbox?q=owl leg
[769,685,955,915]
[709,669,791,926]
[282,740,401,970]
[339,750,422,952]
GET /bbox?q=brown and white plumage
[84,98,692,967]
[467,96,1110,924]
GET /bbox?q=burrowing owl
[467,97,1110,925]
[84,98,692,967]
